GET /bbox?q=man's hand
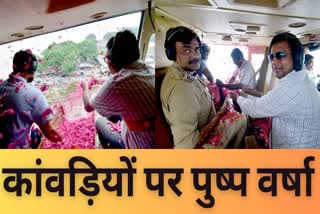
[239,90,248,98]
[230,92,238,101]
[39,121,63,143]
[216,79,224,87]
[228,76,236,83]
[82,80,94,113]
[81,81,89,90]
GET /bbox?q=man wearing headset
[0,49,62,148]
[82,30,156,149]
[161,26,246,148]
[231,33,320,148]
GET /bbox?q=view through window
[0,12,143,149]
[206,45,249,82]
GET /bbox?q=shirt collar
[279,68,306,83]
[125,60,148,70]
[9,73,27,83]
[239,59,246,70]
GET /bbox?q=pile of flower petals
[42,113,96,149]
[39,84,49,92]
[41,80,100,149]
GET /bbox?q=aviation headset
[269,32,304,71]
[13,49,38,74]
[164,26,201,61]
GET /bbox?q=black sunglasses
[268,51,288,61]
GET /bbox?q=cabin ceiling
[0,0,150,45]
[156,0,320,46]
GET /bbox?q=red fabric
[247,117,272,148]
[207,83,240,110]
[208,83,271,148]
[250,118,272,136]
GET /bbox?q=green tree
[37,34,100,75]
[78,34,99,62]
[38,41,79,75]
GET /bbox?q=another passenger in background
[304,54,317,84]
[305,54,314,71]
[196,43,214,83]
[217,48,256,90]
[82,30,156,149]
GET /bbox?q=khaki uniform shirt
[160,62,215,148]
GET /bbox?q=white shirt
[234,59,256,88]
[237,69,320,148]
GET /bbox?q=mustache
[272,64,281,69]
[188,58,200,64]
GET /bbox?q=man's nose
[271,58,280,66]
[191,50,200,58]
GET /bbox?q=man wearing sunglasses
[231,32,320,148]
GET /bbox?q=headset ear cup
[27,55,38,73]
[108,33,118,60]
[164,27,185,61]
[165,49,171,60]
[298,47,304,71]
[31,60,38,73]
[288,33,304,71]
[293,44,304,71]
[165,47,175,61]
[164,39,173,61]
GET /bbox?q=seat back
[154,67,174,149]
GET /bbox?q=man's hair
[12,49,38,74]
[304,54,314,65]
[270,32,304,71]
[106,30,140,70]
[231,48,244,60]
[164,26,201,61]
[200,43,210,58]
